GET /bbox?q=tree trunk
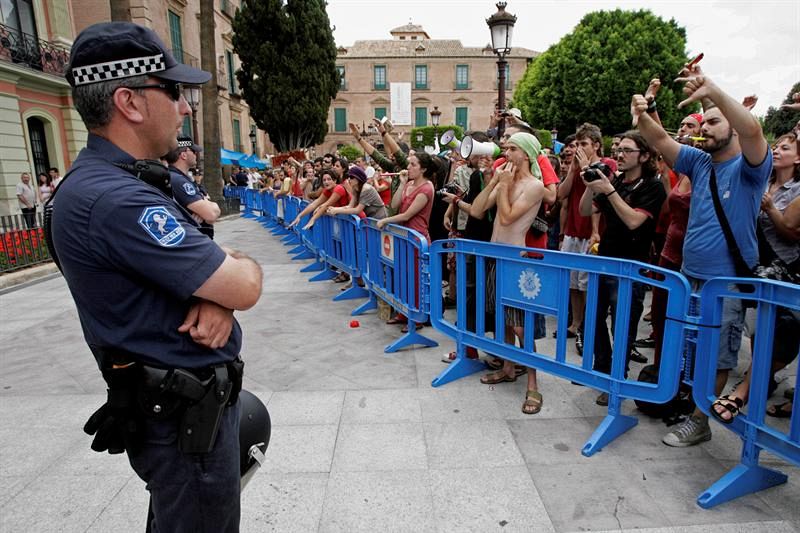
[199,0,223,202]
[109,0,131,21]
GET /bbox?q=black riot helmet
[238,389,271,490]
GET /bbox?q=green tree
[233,0,339,152]
[338,144,363,161]
[515,9,691,136]
[763,81,800,137]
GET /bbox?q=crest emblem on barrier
[332,220,341,238]
[518,268,542,300]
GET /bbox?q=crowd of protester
[229,68,800,444]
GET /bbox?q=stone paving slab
[0,215,797,532]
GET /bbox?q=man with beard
[633,65,772,447]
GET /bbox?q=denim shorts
[687,275,745,371]
[561,236,590,291]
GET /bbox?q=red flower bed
[0,227,51,272]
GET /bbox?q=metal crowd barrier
[693,277,800,508]
[427,239,692,456]
[242,189,258,219]
[308,214,369,303]
[359,219,438,353]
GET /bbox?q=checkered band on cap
[177,140,194,148]
[71,54,166,86]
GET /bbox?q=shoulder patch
[183,182,197,196]
[138,206,186,247]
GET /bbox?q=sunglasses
[123,81,184,101]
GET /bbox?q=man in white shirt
[16,172,36,228]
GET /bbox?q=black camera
[583,161,613,182]
[435,182,466,199]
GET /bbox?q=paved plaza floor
[1,215,798,532]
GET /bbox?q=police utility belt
[83,356,243,456]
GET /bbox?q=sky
[326,0,800,117]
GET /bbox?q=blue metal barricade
[427,239,692,455]
[693,277,800,508]
[242,188,257,218]
[359,219,438,353]
[308,214,369,304]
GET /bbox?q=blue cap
[67,22,211,87]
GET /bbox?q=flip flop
[401,323,424,333]
[766,401,793,418]
[522,390,543,415]
[480,371,517,385]
[710,395,743,425]
[386,315,407,325]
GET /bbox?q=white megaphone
[440,129,461,150]
[460,136,502,159]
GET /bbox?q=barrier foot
[333,284,369,301]
[292,250,316,260]
[352,296,377,316]
[309,269,337,282]
[384,324,438,353]
[581,411,638,457]
[242,210,256,219]
[282,234,300,245]
[431,356,486,387]
[271,226,289,236]
[300,261,324,273]
[255,215,269,224]
[696,463,787,509]
[261,219,277,228]
[288,244,307,255]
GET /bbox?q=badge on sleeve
[138,206,186,247]
[183,182,197,196]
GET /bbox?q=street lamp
[487,1,516,140]
[183,85,200,142]
[249,124,257,156]
[430,105,442,151]
[550,128,558,141]
[415,130,424,149]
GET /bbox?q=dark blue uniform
[53,134,241,532]
[170,167,215,239]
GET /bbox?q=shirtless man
[470,132,546,414]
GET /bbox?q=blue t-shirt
[674,144,772,279]
[52,134,241,369]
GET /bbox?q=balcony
[0,23,70,77]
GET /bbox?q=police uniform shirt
[169,167,215,238]
[593,173,666,262]
[52,134,242,369]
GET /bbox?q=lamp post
[430,105,441,151]
[550,127,558,141]
[487,1,516,140]
[249,124,257,156]
[183,85,200,142]
[415,131,424,150]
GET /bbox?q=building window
[414,107,427,127]
[496,63,510,90]
[374,107,387,120]
[336,65,345,91]
[232,118,242,152]
[26,117,50,178]
[226,50,238,94]
[455,64,469,90]
[181,116,192,137]
[334,108,347,132]
[168,10,183,63]
[455,107,468,130]
[373,65,386,90]
[415,64,428,89]
[1,0,41,70]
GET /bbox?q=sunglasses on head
[123,81,184,101]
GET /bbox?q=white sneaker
[662,415,711,447]
[441,351,456,364]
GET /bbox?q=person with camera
[578,132,667,405]
[49,22,263,531]
[633,63,772,447]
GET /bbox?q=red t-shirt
[322,184,350,208]
[376,176,392,206]
[400,180,434,242]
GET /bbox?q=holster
[179,365,232,454]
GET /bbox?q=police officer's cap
[177,136,203,153]
[66,22,211,88]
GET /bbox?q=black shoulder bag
[709,168,756,279]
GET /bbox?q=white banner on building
[390,82,411,125]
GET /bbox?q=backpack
[634,364,695,425]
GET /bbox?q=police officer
[50,22,263,532]
[166,136,220,239]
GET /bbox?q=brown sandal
[710,395,743,425]
[522,390,543,415]
[480,371,517,385]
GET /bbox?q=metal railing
[0,213,52,273]
[0,23,70,77]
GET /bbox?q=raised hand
[742,94,758,111]
[631,94,649,126]
[644,78,662,103]
[780,92,800,111]
[348,123,361,139]
[675,65,717,109]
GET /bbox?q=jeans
[591,275,647,376]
